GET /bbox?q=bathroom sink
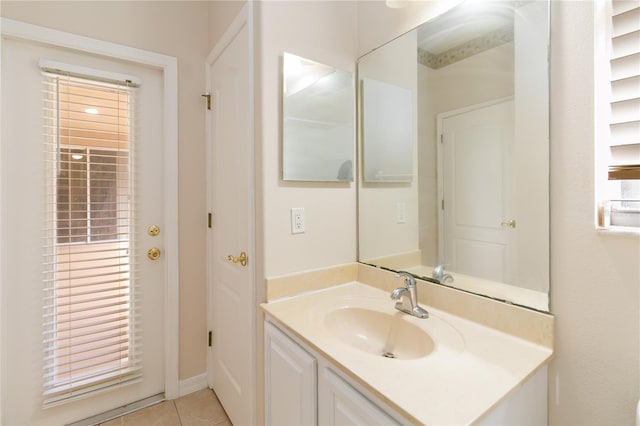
[324,307,435,360]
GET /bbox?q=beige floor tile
[103,400,181,426]
[101,417,123,426]
[174,388,230,426]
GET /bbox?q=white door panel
[207,15,255,426]
[454,239,508,283]
[2,37,165,424]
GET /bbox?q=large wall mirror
[358,0,550,311]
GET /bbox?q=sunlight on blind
[42,71,141,407]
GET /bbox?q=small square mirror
[282,52,354,182]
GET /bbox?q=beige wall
[548,1,640,424]
[252,3,358,423]
[208,1,246,49]
[255,1,358,280]
[1,1,210,381]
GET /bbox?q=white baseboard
[178,373,208,397]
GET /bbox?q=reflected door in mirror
[439,98,515,284]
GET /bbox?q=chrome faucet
[432,264,454,283]
[390,272,429,319]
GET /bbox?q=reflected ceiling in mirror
[283,52,354,182]
[357,1,550,311]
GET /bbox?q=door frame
[0,18,181,410]
[436,96,513,265]
[204,0,256,418]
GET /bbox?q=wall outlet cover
[291,207,305,234]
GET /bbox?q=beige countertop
[261,281,553,425]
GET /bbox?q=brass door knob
[501,220,516,229]
[227,251,248,267]
[148,247,161,260]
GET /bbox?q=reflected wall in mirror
[362,77,414,183]
[357,1,550,311]
[283,52,354,182]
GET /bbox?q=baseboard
[178,373,208,397]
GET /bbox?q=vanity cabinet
[265,320,405,426]
[265,317,548,425]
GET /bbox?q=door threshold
[66,393,165,426]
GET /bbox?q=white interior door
[207,10,255,426]
[439,98,515,284]
[1,37,166,425]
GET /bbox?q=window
[57,148,128,244]
[42,68,141,406]
[596,0,640,230]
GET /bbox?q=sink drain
[382,352,396,359]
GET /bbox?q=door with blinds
[1,37,165,424]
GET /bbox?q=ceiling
[417,1,516,55]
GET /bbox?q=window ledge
[597,226,640,236]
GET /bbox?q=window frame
[594,0,640,232]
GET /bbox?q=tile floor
[101,388,232,426]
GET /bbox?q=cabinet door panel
[265,322,317,426]
[319,368,400,426]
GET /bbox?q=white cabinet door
[265,322,317,426]
[319,368,400,426]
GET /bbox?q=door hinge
[207,212,212,228]
[440,133,444,144]
[208,331,213,347]
[442,199,445,210]
[201,92,211,110]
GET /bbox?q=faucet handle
[432,264,448,277]
[432,264,454,283]
[396,271,416,287]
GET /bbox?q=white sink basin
[324,307,435,360]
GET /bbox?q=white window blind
[608,0,640,180]
[42,69,141,406]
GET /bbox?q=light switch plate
[397,202,407,224]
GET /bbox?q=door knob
[147,247,161,260]
[501,220,516,229]
[227,251,248,267]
